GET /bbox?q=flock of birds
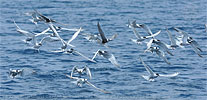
[9,9,205,93]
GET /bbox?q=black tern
[97,22,118,45]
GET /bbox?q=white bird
[139,57,179,82]
[146,47,171,65]
[187,37,203,57]
[9,69,24,78]
[147,39,174,56]
[93,50,120,67]
[173,27,189,46]
[130,26,161,44]
[70,66,92,79]
[25,11,43,25]
[127,20,141,28]
[97,22,118,45]
[51,48,96,63]
[82,33,102,44]
[65,75,110,94]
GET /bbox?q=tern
[127,20,141,28]
[130,25,161,44]
[25,11,43,25]
[66,75,110,94]
[9,69,24,78]
[13,20,50,43]
[51,48,96,63]
[145,46,171,65]
[97,22,118,45]
[139,57,179,82]
[173,27,189,46]
[147,39,174,56]
[82,33,102,44]
[70,66,92,79]
[93,49,120,67]
[187,37,203,57]
[34,9,67,25]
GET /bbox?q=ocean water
[0,0,207,99]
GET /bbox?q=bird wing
[139,57,155,76]
[84,66,92,79]
[132,28,142,39]
[92,49,100,60]
[108,54,120,67]
[73,50,96,63]
[141,75,150,81]
[146,39,154,50]
[144,30,161,39]
[166,28,176,45]
[35,28,50,37]
[109,33,118,41]
[189,43,203,57]
[65,74,79,80]
[191,40,202,52]
[85,80,111,94]
[71,66,78,77]
[159,72,179,77]
[97,22,108,43]
[140,24,153,35]
[156,50,171,65]
[67,27,82,45]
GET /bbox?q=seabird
[9,69,24,78]
[66,75,110,94]
[139,57,179,82]
[187,37,203,57]
[70,66,92,79]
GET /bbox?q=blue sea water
[0,0,207,99]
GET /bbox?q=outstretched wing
[189,43,203,57]
[132,28,142,39]
[85,80,111,94]
[140,24,153,35]
[84,66,92,79]
[92,49,100,60]
[108,54,120,67]
[166,27,176,46]
[139,57,155,76]
[146,39,154,50]
[109,33,118,41]
[73,50,96,63]
[71,66,78,77]
[156,50,171,65]
[159,72,179,77]
[67,27,82,45]
[97,22,107,43]
[144,30,161,39]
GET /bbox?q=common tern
[93,49,120,67]
[139,57,179,82]
[127,20,141,28]
[187,37,203,57]
[70,66,92,79]
[66,75,110,94]
[173,27,189,45]
[145,47,171,65]
[130,26,161,44]
[9,69,24,78]
[51,48,96,63]
[147,39,174,56]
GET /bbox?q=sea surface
[0,0,207,100]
